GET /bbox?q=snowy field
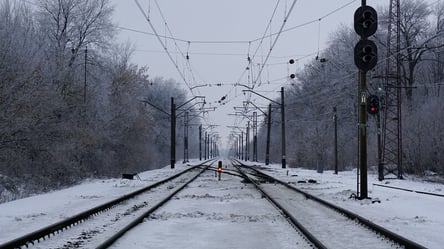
[0,159,443,248]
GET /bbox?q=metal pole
[359,71,368,198]
[183,112,189,163]
[204,132,207,160]
[234,137,238,159]
[214,140,217,157]
[241,131,244,160]
[253,112,258,162]
[281,87,287,168]
[238,137,240,159]
[377,110,383,181]
[246,122,250,161]
[199,125,202,161]
[183,113,186,163]
[334,107,338,174]
[265,104,271,165]
[170,98,176,169]
[186,112,189,162]
[210,137,212,158]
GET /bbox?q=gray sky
[111,0,391,149]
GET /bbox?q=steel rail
[235,160,427,249]
[96,163,213,249]
[231,160,327,249]
[0,160,215,249]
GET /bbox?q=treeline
[257,0,444,176]
[0,0,198,202]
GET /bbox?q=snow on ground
[0,159,443,249]
[0,164,188,244]
[111,167,309,249]
[254,162,444,249]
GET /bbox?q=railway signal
[354,39,378,72]
[353,4,378,73]
[353,2,378,200]
[354,6,378,38]
[367,95,379,115]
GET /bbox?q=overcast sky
[110,0,393,149]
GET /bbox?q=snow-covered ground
[111,164,309,249]
[258,163,444,248]
[0,159,442,248]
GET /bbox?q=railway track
[2,159,429,248]
[106,159,316,248]
[232,159,427,249]
[0,160,215,249]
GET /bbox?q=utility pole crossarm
[176,102,205,118]
[141,100,171,116]
[176,96,205,110]
[244,101,268,116]
[242,90,280,105]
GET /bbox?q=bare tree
[36,0,114,96]
[37,0,114,62]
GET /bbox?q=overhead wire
[155,0,212,95]
[252,0,299,89]
[129,0,370,130]
[20,0,357,47]
[251,0,358,43]
[134,0,194,94]
[121,1,358,49]
[225,0,294,115]
[249,0,282,76]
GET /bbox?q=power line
[250,0,358,43]
[252,0,299,89]
[134,0,194,94]
[249,0,282,73]
[116,26,188,42]
[224,0,299,115]
[121,0,358,46]
[153,0,205,92]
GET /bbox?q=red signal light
[366,95,379,115]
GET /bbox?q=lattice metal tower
[382,0,403,179]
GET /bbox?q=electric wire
[116,26,188,43]
[119,0,358,46]
[134,0,194,95]
[227,0,298,118]
[250,0,358,43]
[249,0,282,78]
[152,0,205,93]
[252,0,299,89]
[285,24,444,109]
[17,0,418,138]
[121,0,363,109]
